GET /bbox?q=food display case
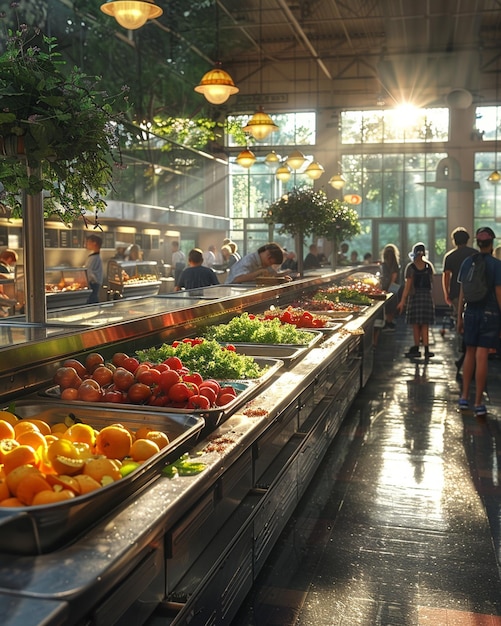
[0,268,386,626]
[15,265,90,310]
[107,259,161,298]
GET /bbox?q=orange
[0,476,10,501]
[0,497,24,507]
[22,419,51,436]
[5,464,41,496]
[130,438,160,462]
[83,457,122,484]
[0,438,20,463]
[134,426,153,440]
[16,429,47,454]
[16,473,52,505]
[0,410,19,427]
[95,425,132,460]
[64,423,96,447]
[3,445,38,474]
[14,421,40,438]
[51,422,68,434]
[145,430,170,449]
[46,474,81,495]
[31,489,75,506]
[46,439,85,475]
[73,474,102,494]
[0,420,15,440]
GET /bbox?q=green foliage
[0,22,128,223]
[203,313,314,345]
[262,186,361,242]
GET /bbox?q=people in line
[338,242,349,265]
[219,244,239,270]
[363,252,373,264]
[85,234,103,304]
[175,248,220,291]
[303,244,321,270]
[457,227,501,417]
[397,242,435,360]
[112,242,127,261]
[380,244,401,332]
[226,242,289,284]
[202,245,216,268]
[171,241,186,287]
[350,250,359,264]
[281,250,298,272]
[442,227,477,374]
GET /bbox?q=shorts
[463,307,500,349]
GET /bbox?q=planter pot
[0,135,25,157]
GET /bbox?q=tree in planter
[262,186,361,274]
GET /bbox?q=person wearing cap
[397,242,435,360]
[457,227,501,417]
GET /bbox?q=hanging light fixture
[100,0,162,30]
[236,148,256,168]
[243,107,279,141]
[194,1,238,105]
[488,61,500,184]
[305,160,325,180]
[344,194,362,205]
[488,170,501,183]
[276,164,292,182]
[195,63,239,105]
[329,173,346,190]
[264,151,281,167]
[286,150,307,170]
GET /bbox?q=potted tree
[262,186,361,275]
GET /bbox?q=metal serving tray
[0,401,204,556]
[219,330,323,368]
[42,357,283,433]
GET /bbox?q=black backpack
[462,253,489,303]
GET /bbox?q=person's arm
[230,267,270,284]
[457,285,465,334]
[442,270,452,305]
[397,275,412,312]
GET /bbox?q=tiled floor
[232,313,501,625]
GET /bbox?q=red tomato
[154,363,170,373]
[187,395,211,410]
[113,367,135,391]
[103,389,124,403]
[216,393,237,407]
[224,344,236,352]
[192,338,204,345]
[218,385,237,398]
[169,382,197,403]
[111,352,129,368]
[200,379,221,393]
[159,369,181,393]
[182,338,194,345]
[137,366,162,387]
[127,382,152,404]
[148,393,167,407]
[92,365,114,387]
[164,356,183,371]
[183,372,203,386]
[281,310,293,324]
[122,356,140,373]
[199,386,217,405]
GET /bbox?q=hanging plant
[0,16,129,224]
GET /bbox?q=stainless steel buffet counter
[0,268,385,626]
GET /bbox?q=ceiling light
[264,151,281,167]
[488,170,501,184]
[329,174,346,190]
[275,165,292,182]
[286,150,306,170]
[194,63,239,105]
[235,149,256,168]
[344,194,362,205]
[305,160,325,180]
[243,107,279,141]
[100,0,162,30]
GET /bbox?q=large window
[474,107,500,237]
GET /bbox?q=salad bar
[0,267,387,625]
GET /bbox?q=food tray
[220,330,323,368]
[0,401,204,555]
[42,357,283,434]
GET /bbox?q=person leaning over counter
[226,242,291,284]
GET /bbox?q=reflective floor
[232,313,501,625]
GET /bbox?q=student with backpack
[457,227,501,417]
[397,242,435,360]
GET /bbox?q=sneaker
[405,346,420,358]
[474,404,487,417]
[424,349,434,359]
[382,322,396,332]
[458,398,469,410]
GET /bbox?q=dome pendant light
[275,164,292,182]
[236,148,256,168]
[488,170,501,184]
[243,107,279,141]
[305,160,325,180]
[286,150,307,170]
[100,0,162,30]
[329,173,346,190]
[195,63,239,105]
[264,151,281,167]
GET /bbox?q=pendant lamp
[100,0,162,30]
[195,63,239,105]
[243,107,279,141]
[488,62,500,183]
[275,164,292,182]
[286,150,306,170]
[264,151,281,167]
[488,170,501,184]
[329,173,346,190]
[236,149,256,168]
[305,160,325,180]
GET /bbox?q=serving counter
[0,268,385,626]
